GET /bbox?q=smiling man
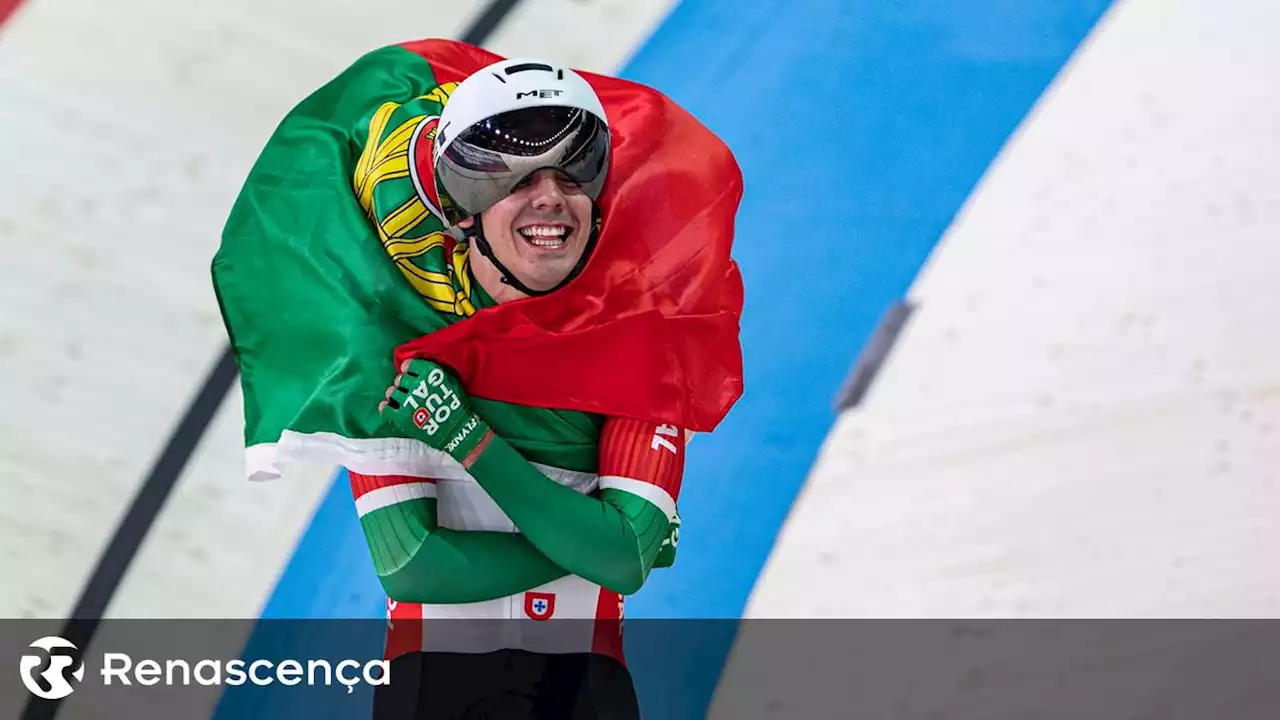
[354,58,686,720]
[462,166,594,300]
[214,36,743,719]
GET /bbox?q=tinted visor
[435,106,610,225]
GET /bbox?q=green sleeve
[466,435,673,595]
[359,489,568,604]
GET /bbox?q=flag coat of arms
[212,38,744,482]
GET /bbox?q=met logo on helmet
[516,89,563,100]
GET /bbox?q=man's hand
[379,359,493,467]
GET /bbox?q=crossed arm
[354,417,685,604]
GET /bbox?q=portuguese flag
[212,39,744,482]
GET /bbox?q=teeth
[518,225,570,248]
[519,225,568,238]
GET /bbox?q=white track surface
[0,0,674,624]
[742,0,1280,621]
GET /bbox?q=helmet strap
[465,207,601,299]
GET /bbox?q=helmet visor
[435,106,610,225]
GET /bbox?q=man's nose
[528,174,566,211]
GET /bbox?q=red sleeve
[597,418,686,501]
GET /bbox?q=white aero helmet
[433,58,611,228]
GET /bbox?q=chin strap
[465,207,602,298]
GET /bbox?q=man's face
[464,169,594,294]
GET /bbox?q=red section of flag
[394,39,745,433]
[0,0,25,28]
[409,115,444,220]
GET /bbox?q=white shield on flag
[524,592,556,621]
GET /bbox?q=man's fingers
[385,359,440,416]
[403,358,434,377]
[382,361,427,413]
[387,385,413,410]
[381,382,413,412]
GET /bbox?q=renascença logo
[20,636,85,700]
[19,637,388,696]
